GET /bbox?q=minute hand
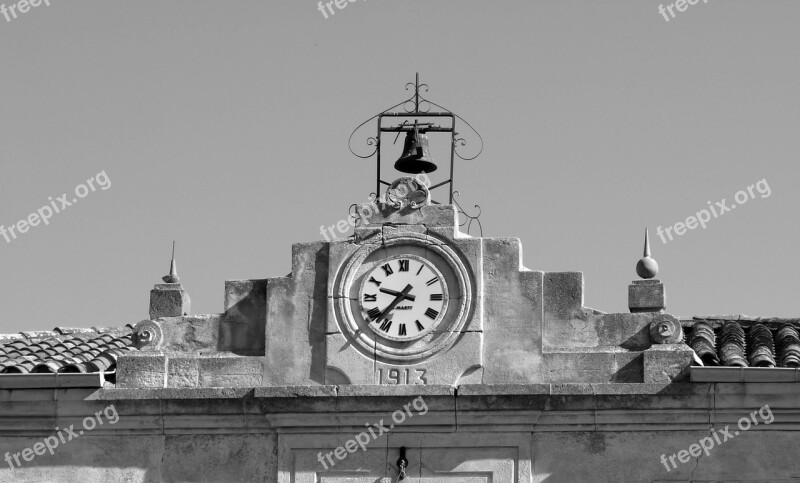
[377,284,413,323]
[379,287,416,301]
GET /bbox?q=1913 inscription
[378,367,427,385]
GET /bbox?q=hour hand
[377,284,414,322]
[379,287,416,301]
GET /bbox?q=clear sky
[1,1,799,333]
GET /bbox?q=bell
[394,127,437,174]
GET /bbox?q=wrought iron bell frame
[349,73,483,205]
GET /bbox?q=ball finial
[635,228,659,279]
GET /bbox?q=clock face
[359,254,448,342]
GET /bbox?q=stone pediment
[117,190,694,389]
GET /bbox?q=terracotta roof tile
[0,326,137,375]
[686,317,800,368]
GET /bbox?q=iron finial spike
[415,72,420,112]
[163,241,180,284]
[169,242,177,277]
[643,228,651,258]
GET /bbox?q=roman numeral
[398,324,407,336]
[369,276,381,287]
[416,264,424,275]
[381,264,394,277]
[367,307,381,321]
[363,293,377,302]
[430,293,443,301]
[379,319,392,332]
[415,320,425,332]
[426,277,439,286]
[398,259,409,272]
[424,307,439,319]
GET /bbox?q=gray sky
[1,1,798,333]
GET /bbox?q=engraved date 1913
[378,367,427,385]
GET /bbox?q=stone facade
[1,384,797,481]
[120,204,690,390]
[0,196,796,482]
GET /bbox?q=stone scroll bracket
[649,315,683,344]
[133,319,163,351]
[643,314,692,382]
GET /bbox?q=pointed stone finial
[162,241,180,284]
[636,228,659,279]
[150,241,190,319]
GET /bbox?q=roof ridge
[680,315,800,323]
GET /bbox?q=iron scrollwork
[453,191,483,237]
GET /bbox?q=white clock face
[359,254,448,342]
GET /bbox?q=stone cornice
[0,383,797,436]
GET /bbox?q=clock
[358,254,449,342]
[333,232,473,364]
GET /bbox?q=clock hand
[379,287,416,301]
[376,284,413,323]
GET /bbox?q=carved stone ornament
[386,176,431,210]
[133,319,163,350]
[649,315,683,344]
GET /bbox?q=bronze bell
[394,126,437,174]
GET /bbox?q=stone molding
[2,383,799,436]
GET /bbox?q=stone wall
[1,383,797,482]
